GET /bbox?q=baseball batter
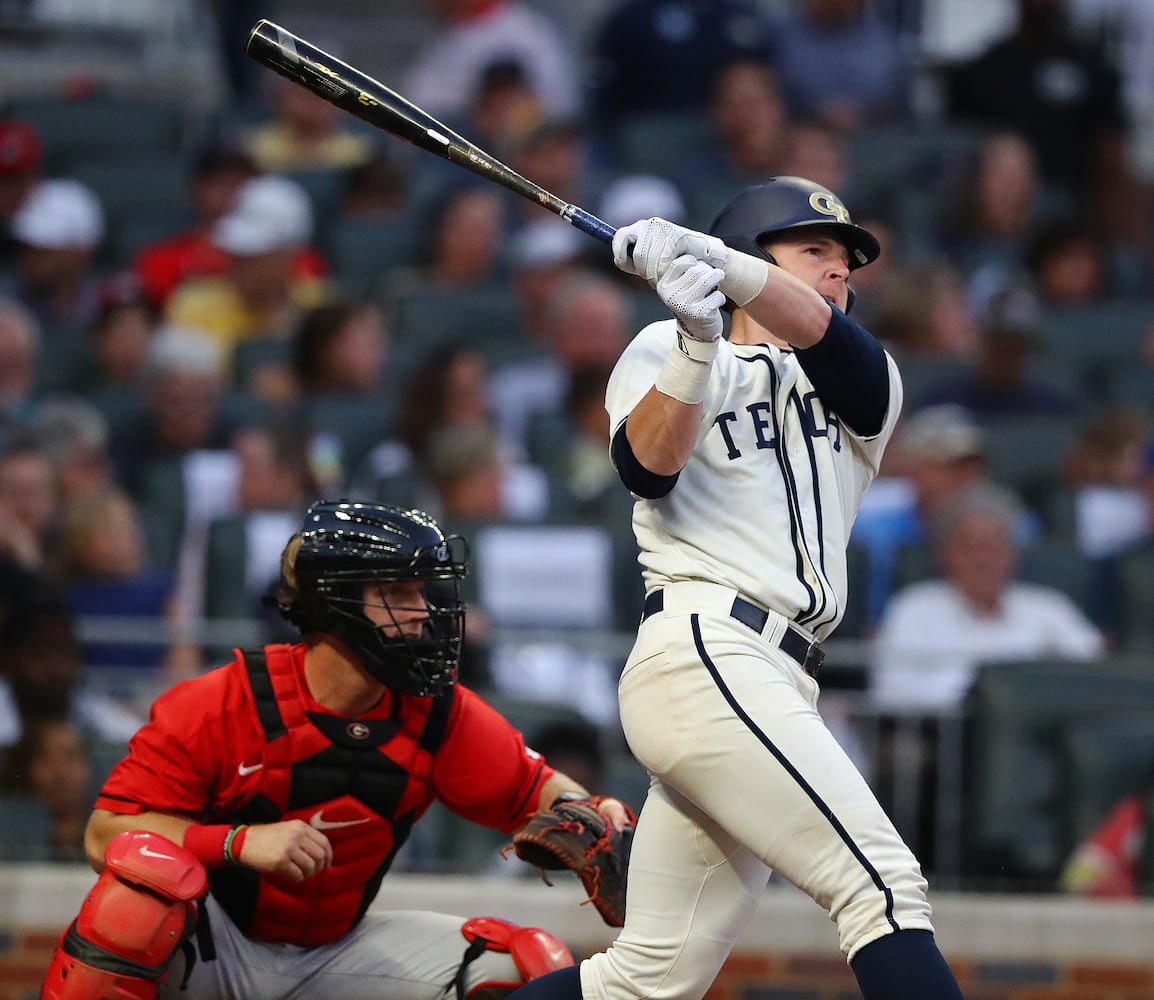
[510,177,965,1000]
[40,501,630,1000]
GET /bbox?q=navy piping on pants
[689,613,900,932]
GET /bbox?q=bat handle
[562,205,616,245]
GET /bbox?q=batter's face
[362,580,429,639]
[764,231,852,311]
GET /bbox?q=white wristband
[719,249,769,307]
[655,341,715,404]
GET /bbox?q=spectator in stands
[0,119,44,270]
[0,580,143,748]
[932,131,1050,278]
[673,57,791,225]
[1023,215,1116,306]
[424,423,507,525]
[401,0,580,125]
[417,184,507,287]
[944,0,1141,238]
[55,486,176,672]
[871,480,1103,713]
[165,175,330,364]
[354,341,491,496]
[108,325,234,500]
[1085,433,1154,648]
[852,405,1000,628]
[79,273,159,406]
[27,397,114,508]
[468,59,547,161]
[1,178,105,335]
[490,270,632,459]
[244,74,377,174]
[133,142,259,308]
[338,152,409,222]
[1060,406,1153,558]
[508,219,588,344]
[0,297,42,436]
[290,299,390,398]
[352,342,546,520]
[869,479,1101,872]
[589,0,773,128]
[0,717,93,861]
[913,285,1086,419]
[542,363,620,522]
[767,0,913,128]
[193,420,316,625]
[0,436,60,571]
[505,119,599,231]
[868,261,979,365]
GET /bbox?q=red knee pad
[459,916,575,1000]
[40,831,208,1000]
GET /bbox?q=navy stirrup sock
[851,929,964,999]
[505,966,582,1000]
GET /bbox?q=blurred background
[2,0,1154,995]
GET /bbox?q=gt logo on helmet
[810,191,850,224]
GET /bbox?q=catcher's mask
[277,500,468,696]
[707,175,880,314]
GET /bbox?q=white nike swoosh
[237,762,264,776]
[310,810,372,831]
[139,844,177,861]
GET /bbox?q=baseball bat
[245,20,617,245]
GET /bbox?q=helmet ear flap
[846,285,856,314]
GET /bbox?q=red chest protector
[208,645,453,946]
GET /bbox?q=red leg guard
[459,916,575,1000]
[40,831,207,1000]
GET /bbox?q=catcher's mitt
[508,794,635,927]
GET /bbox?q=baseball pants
[159,894,522,1000]
[581,581,934,1000]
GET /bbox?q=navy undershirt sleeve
[611,422,680,499]
[794,307,891,436]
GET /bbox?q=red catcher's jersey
[96,644,553,945]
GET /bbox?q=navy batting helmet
[708,175,880,275]
[278,500,468,696]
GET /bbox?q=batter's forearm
[733,254,833,349]
[624,387,700,475]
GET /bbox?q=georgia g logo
[809,191,851,224]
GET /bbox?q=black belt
[641,589,824,678]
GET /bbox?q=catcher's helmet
[278,500,468,696]
[708,176,879,312]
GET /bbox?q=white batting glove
[658,255,725,355]
[612,218,727,286]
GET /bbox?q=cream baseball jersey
[606,319,903,641]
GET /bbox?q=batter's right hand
[236,820,333,882]
[613,218,728,286]
[657,255,726,344]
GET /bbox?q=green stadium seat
[615,112,714,176]
[7,96,190,171]
[962,658,1154,887]
[327,217,420,296]
[385,281,526,352]
[1059,709,1154,851]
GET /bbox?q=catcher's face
[362,580,429,639]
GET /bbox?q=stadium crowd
[1,0,1153,892]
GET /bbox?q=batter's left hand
[613,218,728,285]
